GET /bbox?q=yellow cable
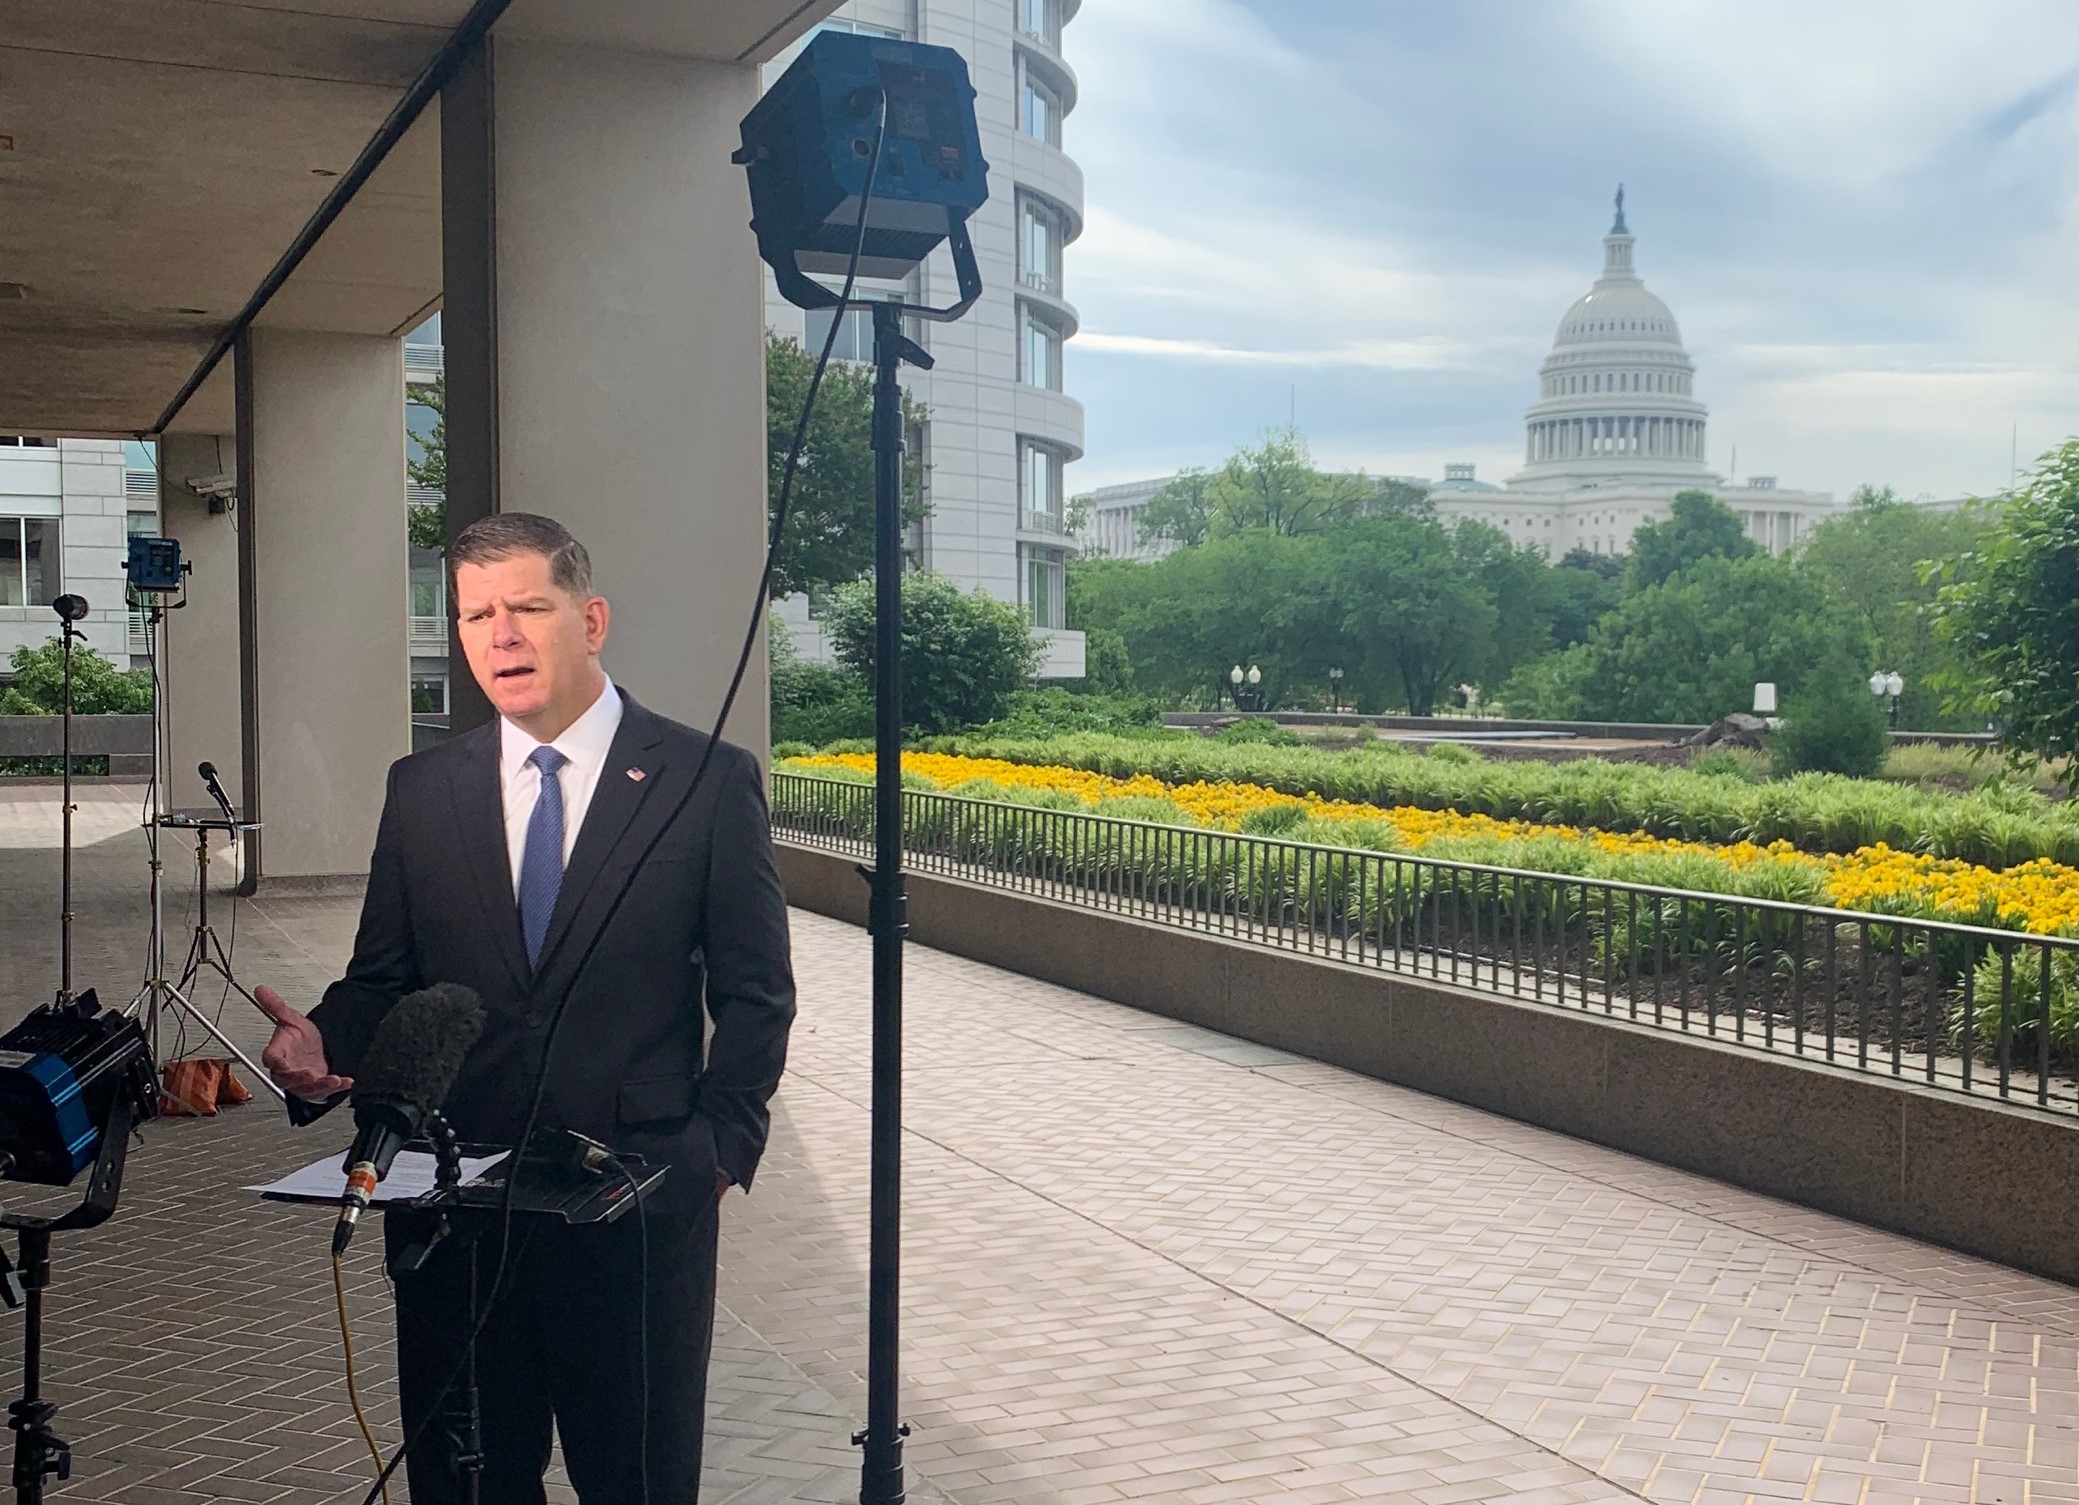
[332,1252,393,1505]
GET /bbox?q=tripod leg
[7,1231,69,1503]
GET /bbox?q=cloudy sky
[1058,0,2079,503]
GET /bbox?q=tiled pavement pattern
[3,785,2078,1504]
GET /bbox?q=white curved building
[1434,192,1838,558]
[767,0,1087,676]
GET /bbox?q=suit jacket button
[524,1011,547,1028]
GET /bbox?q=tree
[1205,426,1369,537]
[1558,545,1624,581]
[1333,517,1498,714]
[1796,494,1987,731]
[1138,468,1215,549]
[1849,482,1903,511]
[821,572,1041,734]
[1626,489,1759,590]
[764,332,928,598]
[1539,554,1874,724]
[1931,437,2079,771]
[0,639,153,715]
[406,373,445,552]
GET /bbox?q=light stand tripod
[121,592,281,1102]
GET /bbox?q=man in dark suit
[253,512,795,1504]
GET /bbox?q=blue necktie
[518,745,568,968]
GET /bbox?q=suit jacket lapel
[450,722,531,994]
[529,696,667,986]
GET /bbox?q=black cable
[354,90,893,1505]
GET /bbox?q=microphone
[333,983,486,1255]
[197,760,237,824]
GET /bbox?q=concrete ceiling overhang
[0,0,838,438]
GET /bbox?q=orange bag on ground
[159,1059,253,1116]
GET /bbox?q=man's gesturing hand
[254,985,353,1102]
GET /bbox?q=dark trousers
[388,1200,719,1504]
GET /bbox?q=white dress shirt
[500,674,625,897]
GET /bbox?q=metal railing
[771,774,2079,1117]
[1019,507,1068,536]
[408,615,448,654]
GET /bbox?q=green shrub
[1238,803,1308,835]
[1691,749,1765,783]
[967,687,1161,739]
[1214,718,1306,746]
[1769,681,1889,778]
[1423,741,1483,765]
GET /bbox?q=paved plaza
[2,783,2077,1504]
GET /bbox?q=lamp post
[1246,664,1262,713]
[1228,664,1243,712]
[1328,666,1344,712]
[1868,670,1904,729]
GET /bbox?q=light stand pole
[734,38,988,1504]
[861,299,932,1505]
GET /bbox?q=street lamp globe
[1884,671,1904,699]
[1246,665,1261,686]
[1868,671,1887,698]
[1230,665,1244,687]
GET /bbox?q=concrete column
[157,433,244,814]
[246,328,411,883]
[444,36,769,753]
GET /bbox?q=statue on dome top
[1611,183,1628,236]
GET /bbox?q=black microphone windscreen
[355,983,486,1113]
[198,761,217,780]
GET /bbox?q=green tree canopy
[821,572,1040,734]
[1137,468,1215,550]
[0,639,153,715]
[1525,554,1875,724]
[1795,492,1987,731]
[1204,426,1370,537]
[764,331,928,598]
[1626,489,1759,590]
[1071,511,1540,715]
[406,373,445,552]
[1931,437,2079,769]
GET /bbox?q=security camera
[185,472,237,514]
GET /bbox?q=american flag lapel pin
[626,767,646,783]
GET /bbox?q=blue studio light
[734,29,989,313]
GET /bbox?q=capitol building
[1426,190,1838,557]
[1077,193,1840,563]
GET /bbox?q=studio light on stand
[735,31,988,1505]
[0,592,162,1502]
[118,536,279,1108]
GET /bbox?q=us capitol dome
[1428,189,1839,558]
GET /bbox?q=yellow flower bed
[784,752,2079,937]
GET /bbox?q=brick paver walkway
[2,783,2075,1504]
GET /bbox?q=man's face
[454,552,610,737]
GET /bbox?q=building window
[804,289,905,364]
[411,675,449,715]
[1017,0,1061,47]
[1021,71,1063,146]
[1020,195,1063,294]
[0,518,59,606]
[0,437,53,448]
[814,17,904,39]
[408,545,447,620]
[1020,440,1065,533]
[1021,306,1063,390]
[1020,544,1065,629]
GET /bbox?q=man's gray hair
[449,513,594,596]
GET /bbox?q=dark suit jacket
[305,691,795,1214]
